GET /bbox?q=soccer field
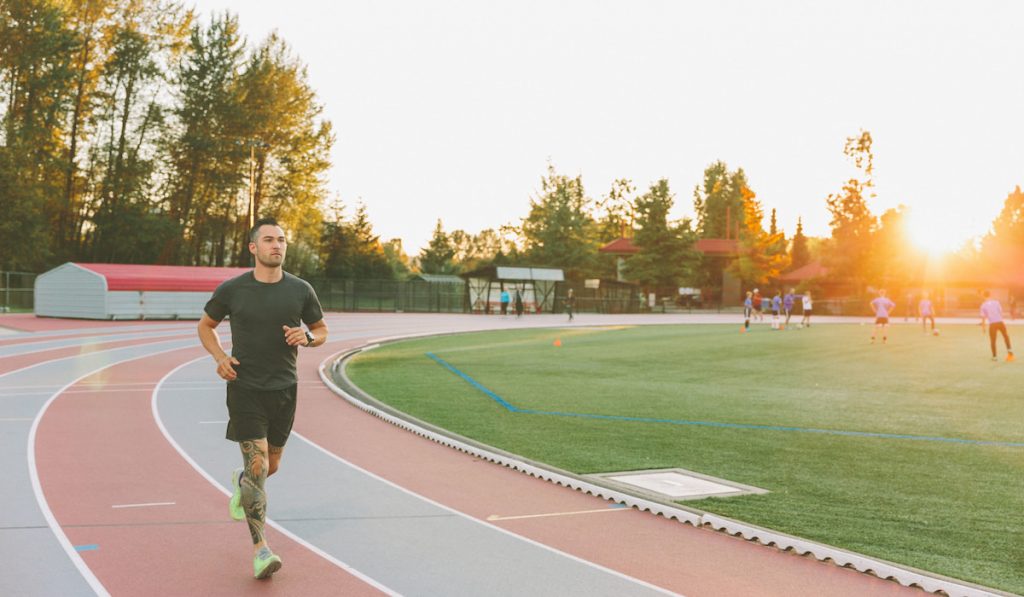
[346,323,1024,593]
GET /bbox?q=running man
[980,291,1014,362]
[800,290,813,328]
[197,217,328,579]
[870,289,895,344]
[918,291,936,334]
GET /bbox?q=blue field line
[425,352,519,412]
[426,352,1024,448]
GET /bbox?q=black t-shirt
[204,271,324,390]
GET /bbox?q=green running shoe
[253,546,282,579]
[229,468,244,521]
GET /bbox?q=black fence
[310,278,469,313]
[0,271,35,312]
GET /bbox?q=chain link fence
[0,271,36,313]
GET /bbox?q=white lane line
[111,502,176,509]
[294,429,680,597]
[0,330,198,361]
[151,355,399,597]
[314,349,683,596]
[486,507,628,522]
[27,341,200,597]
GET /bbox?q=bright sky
[190,1,1024,255]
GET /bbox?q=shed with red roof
[34,263,251,319]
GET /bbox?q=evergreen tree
[789,217,811,270]
[623,179,698,289]
[418,219,457,274]
[520,163,598,276]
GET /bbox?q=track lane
[1,335,202,596]
[35,346,387,596]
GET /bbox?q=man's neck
[253,264,284,283]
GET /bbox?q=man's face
[249,224,287,268]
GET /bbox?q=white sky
[189,0,1024,254]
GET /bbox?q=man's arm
[307,319,328,347]
[198,313,238,380]
[282,318,329,347]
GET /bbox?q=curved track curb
[319,342,1009,597]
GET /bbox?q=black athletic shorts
[225,383,297,447]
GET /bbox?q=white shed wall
[107,291,211,319]
[34,264,106,318]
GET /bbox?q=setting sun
[905,211,968,257]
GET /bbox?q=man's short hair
[250,217,281,243]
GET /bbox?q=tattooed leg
[268,444,284,477]
[239,439,269,549]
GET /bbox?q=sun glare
[906,213,963,257]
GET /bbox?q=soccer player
[783,288,796,329]
[752,288,763,322]
[743,290,753,331]
[769,291,782,330]
[565,288,576,322]
[870,289,895,344]
[980,291,1014,362]
[800,290,813,328]
[197,217,328,579]
[918,291,936,334]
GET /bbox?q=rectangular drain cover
[595,468,767,500]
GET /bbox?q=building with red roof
[34,263,251,319]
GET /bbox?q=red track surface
[35,345,382,596]
[17,316,932,596]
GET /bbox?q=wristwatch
[304,331,315,346]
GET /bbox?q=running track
[0,313,1004,596]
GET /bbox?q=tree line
[4,3,1020,300]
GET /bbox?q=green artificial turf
[347,323,1024,593]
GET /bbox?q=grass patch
[347,323,1024,593]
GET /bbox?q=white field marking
[150,355,399,597]
[27,342,199,597]
[486,507,629,522]
[111,502,175,509]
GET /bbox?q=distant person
[565,288,576,322]
[980,291,1014,362]
[800,290,813,328]
[771,291,782,330]
[918,291,936,334]
[500,289,510,316]
[870,289,895,344]
[783,288,796,329]
[197,217,328,580]
[743,290,753,332]
[752,288,763,321]
[514,289,524,318]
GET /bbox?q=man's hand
[283,325,310,347]
[217,355,239,381]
